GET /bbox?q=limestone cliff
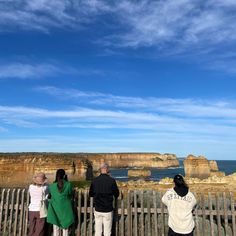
[184,155,223,179]
[0,152,179,187]
[86,153,179,170]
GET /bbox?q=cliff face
[0,152,179,187]
[86,153,179,170]
[184,155,222,179]
[0,154,87,186]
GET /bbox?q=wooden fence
[0,188,236,236]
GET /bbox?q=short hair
[100,163,109,169]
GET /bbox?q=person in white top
[28,172,49,236]
[162,174,197,236]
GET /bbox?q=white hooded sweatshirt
[162,188,197,234]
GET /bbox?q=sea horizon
[110,159,236,182]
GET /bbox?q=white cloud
[0,62,102,79]
[1,0,236,50]
[1,0,235,74]
[37,86,236,119]
[0,63,60,79]
[1,100,236,138]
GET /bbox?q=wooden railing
[0,189,236,236]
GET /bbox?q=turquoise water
[110,160,236,181]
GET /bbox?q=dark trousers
[28,211,45,236]
[168,227,194,236]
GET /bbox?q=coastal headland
[0,152,235,197]
[0,152,178,187]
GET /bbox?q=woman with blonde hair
[28,172,48,236]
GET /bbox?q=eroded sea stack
[184,154,224,179]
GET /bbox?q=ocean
[110,160,236,181]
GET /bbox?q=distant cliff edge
[0,152,179,186]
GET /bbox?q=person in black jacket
[89,163,119,236]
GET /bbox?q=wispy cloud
[0,62,103,79]
[36,86,236,119]
[1,0,236,49]
[1,95,236,137]
[0,63,60,79]
[1,1,236,73]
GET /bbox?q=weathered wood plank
[127,191,131,236]
[23,190,30,236]
[3,189,10,234]
[140,190,144,236]
[208,193,214,236]
[134,190,138,236]
[223,192,229,235]
[19,189,25,236]
[153,190,158,236]
[89,196,93,236]
[230,192,236,236]
[0,189,6,232]
[216,193,221,236]
[83,190,88,236]
[201,193,206,235]
[194,193,200,236]
[77,190,82,236]
[120,192,124,236]
[8,189,16,235]
[160,192,165,236]
[147,191,151,236]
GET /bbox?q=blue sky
[0,0,236,160]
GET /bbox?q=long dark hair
[54,169,68,192]
[173,174,188,188]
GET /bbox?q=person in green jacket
[47,169,74,236]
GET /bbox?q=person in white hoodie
[162,174,197,236]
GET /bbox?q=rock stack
[184,155,224,179]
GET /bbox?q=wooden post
[13,189,21,236]
[127,190,131,236]
[120,191,124,236]
[208,193,214,236]
[0,189,6,232]
[3,189,10,234]
[114,196,119,236]
[194,193,200,236]
[223,192,229,235]
[160,192,165,236]
[201,193,206,235]
[19,189,25,236]
[77,190,82,236]
[134,190,138,236]
[140,190,144,236]
[8,189,16,235]
[147,190,151,236]
[230,192,236,236]
[89,196,93,236]
[83,190,88,236]
[216,192,221,236]
[23,190,30,236]
[153,191,158,236]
